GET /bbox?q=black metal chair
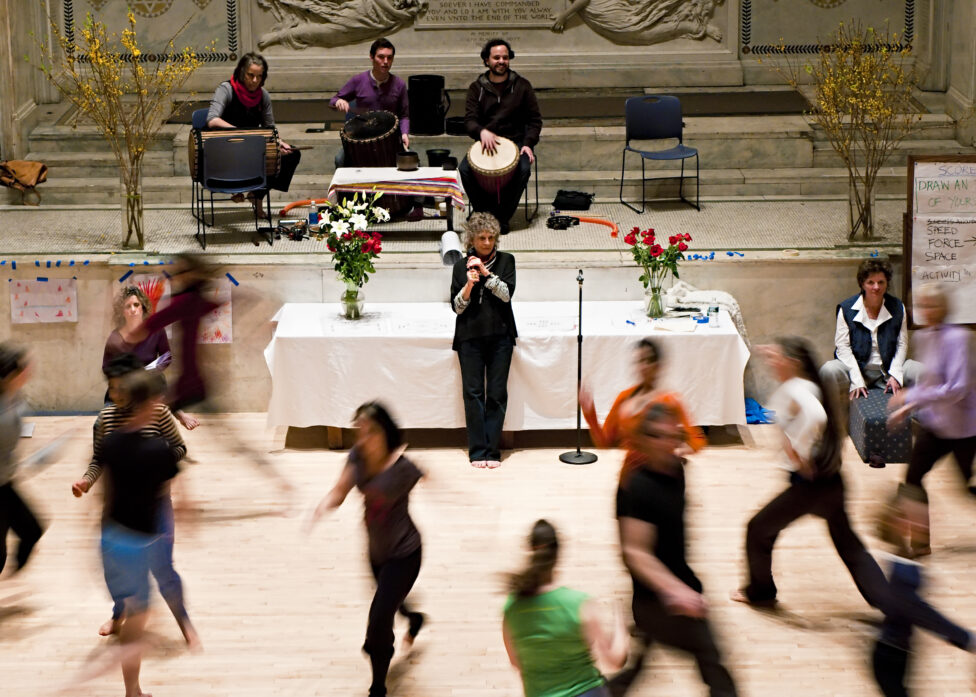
[619,95,699,213]
[189,108,209,224]
[196,134,273,249]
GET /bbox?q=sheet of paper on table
[649,317,699,333]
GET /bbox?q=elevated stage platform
[1,86,969,414]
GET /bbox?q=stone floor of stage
[0,196,904,260]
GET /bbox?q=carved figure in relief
[551,0,723,45]
[256,0,428,49]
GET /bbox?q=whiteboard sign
[906,157,976,326]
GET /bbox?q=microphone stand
[560,269,598,465]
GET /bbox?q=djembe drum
[340,111,401,167]
[339,110,407,213]
[467,136,519,202]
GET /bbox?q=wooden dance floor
[4,414,975,696]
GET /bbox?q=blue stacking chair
[619,95,700,213]
[196,134,272,249]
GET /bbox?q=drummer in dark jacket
[450,213,517,470]
[206,52,300,214]
[460,38,542,235]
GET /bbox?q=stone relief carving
[257,0,428,49]
[551,0,723,45]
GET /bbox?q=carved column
[0,0,59,159]
[916,0,950,91]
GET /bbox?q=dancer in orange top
[581,338,704,481]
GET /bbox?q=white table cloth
[264,301,750,430]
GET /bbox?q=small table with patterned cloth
[328,166,466,231]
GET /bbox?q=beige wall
[4,255,897,414]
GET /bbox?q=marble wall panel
[741,0,913,57]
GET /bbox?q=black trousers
[457,335,514,461]
[364,547,422,697]
[905,427,976,489]
[609,594,737,697]
[268,148,301,193]
[0,482,44,574]
[872,641,909,697]
[459,152,531,229]
[743,473,889,609]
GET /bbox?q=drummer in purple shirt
[330,38,410,168]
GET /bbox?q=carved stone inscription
[416,0,561,29]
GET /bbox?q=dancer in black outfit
[0,344,44,577]
[610,403,738,697]
[732,337,889,609]
[872,484,975,697]
[309,402,426,697]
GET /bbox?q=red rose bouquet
[623,226,691,317]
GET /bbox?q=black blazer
[450,250,517,351]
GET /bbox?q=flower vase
[341,279,364,320]
[645,285,665,318]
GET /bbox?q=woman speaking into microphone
[450,212,517,470]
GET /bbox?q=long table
[264,301,750,430]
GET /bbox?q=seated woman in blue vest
[206,52,300,217]
[821,258,922,403]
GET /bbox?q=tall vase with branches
[35,12,207,248]
[763,21,920,239]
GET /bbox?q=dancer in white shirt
[732,337,889,609]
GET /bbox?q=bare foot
[181,621,203,653]
[98,617,122,637]
[730,589,777,607]
[176,411,200,430]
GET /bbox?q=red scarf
[230,76,262,109]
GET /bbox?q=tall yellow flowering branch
[35,12,208,248]
[764,21,920,239]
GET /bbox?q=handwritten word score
[909,159,976,324]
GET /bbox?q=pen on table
[625,320,636,326]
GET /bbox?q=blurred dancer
[98,370,184,697]
[104,284,197,430]
[143,253,292,493]
[309,402,426,697]
[71,354,199,648]
[873,484,975,696]
[0,344,44,576]
[732,337,888,610]
[142,253,220,412]
[581,338,705,483]
[503,519,627,697]
[888,283,976,556]
[610,403,737,697]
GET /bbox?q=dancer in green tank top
[502,520,628,697]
